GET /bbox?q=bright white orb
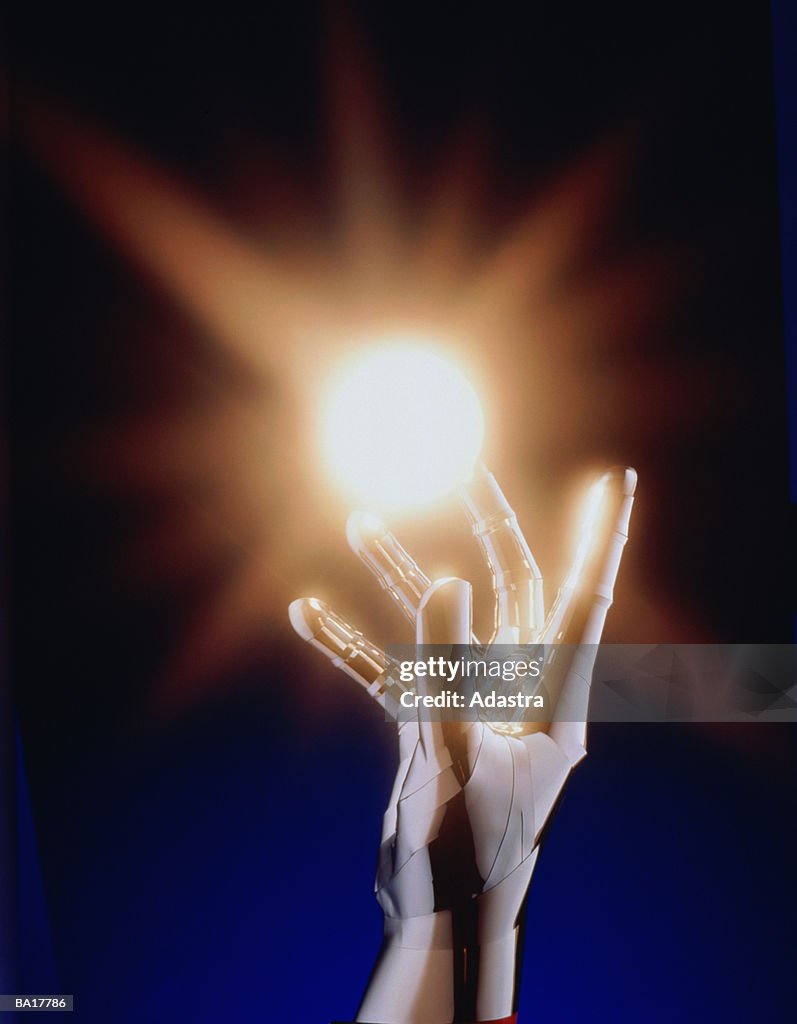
[321,344,484,512]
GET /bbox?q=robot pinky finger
[288,597,389,704]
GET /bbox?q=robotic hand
[289,464,636,1024]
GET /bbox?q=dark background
[6,1,797,1022]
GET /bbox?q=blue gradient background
[15,708,797,1022]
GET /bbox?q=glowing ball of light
[320,344,484,512]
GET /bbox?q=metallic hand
[290,464,636,1024]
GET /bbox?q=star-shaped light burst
[21,26,690,711]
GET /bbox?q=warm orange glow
[17,34,686,704]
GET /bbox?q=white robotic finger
[545,467,636,757]
[460,463,544,644]
[288,597,388,704]
[346,511,432,624]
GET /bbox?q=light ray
[19,53,684,707]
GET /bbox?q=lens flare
[320,343,484,512]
